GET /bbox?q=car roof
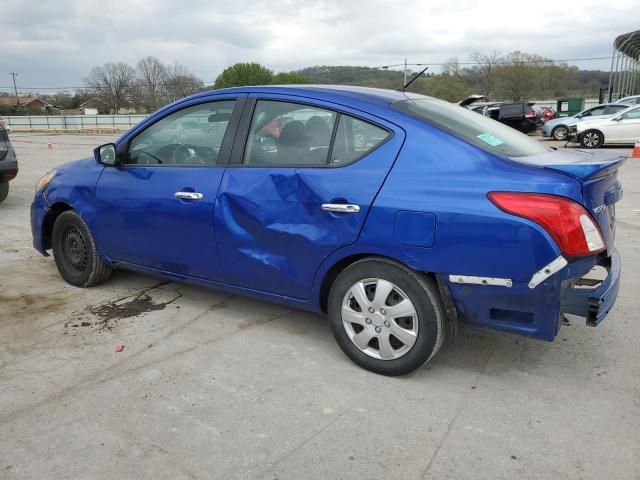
[616,95,640,102]
[186,85,419,109]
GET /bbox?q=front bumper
[561,248,621,326]
[31,191,49,256]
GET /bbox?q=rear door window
[242,100,389,167]
[499,104,523,119]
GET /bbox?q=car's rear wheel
[551,125,569,141]
[0,182,8,203]
[327,258,445,376]
[580,129,604,148]
[52,210,112,287]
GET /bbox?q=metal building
[607,30,640,101]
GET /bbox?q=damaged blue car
[31,86,623,375]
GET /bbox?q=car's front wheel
[328,258,445,376]
[580,129,604,148]
[52,210,112,287]
[551,125,569,141]
[0,182,8,203]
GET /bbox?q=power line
[372,56,612,69]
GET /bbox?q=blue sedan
[31,86,623,375]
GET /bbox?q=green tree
[214,63,273,89]
[272,71,310,84]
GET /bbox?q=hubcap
[62,226,88,274]
[341,278,418,360]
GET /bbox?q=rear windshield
[392,98,550,158]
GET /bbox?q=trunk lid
[514,148,626,251]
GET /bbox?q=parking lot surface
[1,133,639,480]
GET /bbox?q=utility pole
[9,72,19,106]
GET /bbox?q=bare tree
[137,56,168,111]
[470,50,499,98]
[163,63,204,102]
[85,62,137,113]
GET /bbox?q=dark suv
[0,127,18,202]
[460,96,540,134]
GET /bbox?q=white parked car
[569,105,640,148]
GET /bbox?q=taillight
[524,111,537,119]
[488,192,605,257]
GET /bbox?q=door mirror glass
[95,143,117,166]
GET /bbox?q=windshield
[392,97,550,158]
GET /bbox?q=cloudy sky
[1,0,638,93]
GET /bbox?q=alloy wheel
[583,132,601,147]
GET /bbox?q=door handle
[321,203,360,213]
[175,191,203,200]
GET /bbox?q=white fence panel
[4,114,148,131]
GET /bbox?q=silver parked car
[541,103,630,140]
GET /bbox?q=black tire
[52,210,112,287]
[551,125,569,141]
[327,257,445,376]
[580,129,604,149]
[0,182,8,203]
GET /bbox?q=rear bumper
[561,248,621,326]
[446,249,621,341]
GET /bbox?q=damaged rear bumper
[561,248,621,326]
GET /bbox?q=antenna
[400,66,429,92]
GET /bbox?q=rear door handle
[321,203,360,213]
[175,191,203,200]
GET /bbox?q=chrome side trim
[448,275,513,288]
[528,256,568,289]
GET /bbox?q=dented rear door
[214,95,405,299]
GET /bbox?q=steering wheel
[172,144,205,165]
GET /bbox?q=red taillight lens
[524,111,537,119]
[488,192,605,257]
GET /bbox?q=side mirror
[94,143,118,166]
[611,116,622,122]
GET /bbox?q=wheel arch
[41,201,73,251]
